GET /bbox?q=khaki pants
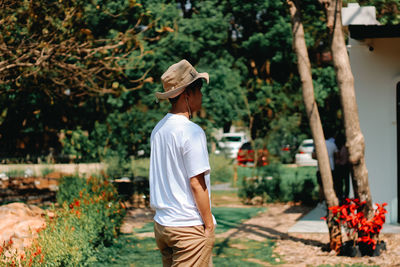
[154,221,215,267]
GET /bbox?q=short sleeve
[182,129,210,179]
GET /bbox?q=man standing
[149,59,216,267]
[314,132,338,204]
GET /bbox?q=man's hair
[168,79,203,104]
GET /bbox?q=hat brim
[155,72,209,100]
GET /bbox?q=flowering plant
[328,198,387,250]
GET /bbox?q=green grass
[94,236,278,267]
[213,238,278,266]
[93,236,161,266]
[134,206,266,234]
[212,206,266,234]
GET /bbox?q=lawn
[95,205,274,266]
[134,206,266,234]
[94,236,279,267]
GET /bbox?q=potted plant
[325,198,387,257]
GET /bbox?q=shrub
[0,175,126,266]
[238,165,319,205]
[56,176,89,205]
[238,164,281,203]
[131,157,150,178]
[209,154,234,184]
[104,155,134,179]
[328,198,387,254]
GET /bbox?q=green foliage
[49,176,124,265]
[238,164,282,203]
[209,154,234,185]
[355,0,400,25]
[5,169,25,178]
[238,165,319,205]
[131,157,150,177]
[0,0,155,158]
[0,175,126,266]
[56,176,90,205]
[40,167,55,177]
[3,0,399,165]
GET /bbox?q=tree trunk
[322,0,373,217]
[287,0,342,252]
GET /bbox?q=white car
[295,139,318,166]
[217,132,248,158]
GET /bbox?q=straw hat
[155,59,209,99]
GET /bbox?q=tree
[0,0,342,163]
[319,0,373,218]
[0,0,160,158]
[287,0,342,252]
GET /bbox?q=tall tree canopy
[1,0,395,163]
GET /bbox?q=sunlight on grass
[212,206,266,234]
[94,236,278,267]
[94,236,161,267]
[134,206,266,234]
[213,238,279,266]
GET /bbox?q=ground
[122,192,400,267]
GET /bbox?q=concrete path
[211,183,238,191]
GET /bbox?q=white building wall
[349,37,400,223]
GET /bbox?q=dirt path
[122,202,400,266]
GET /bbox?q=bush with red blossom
[327,198,387,251]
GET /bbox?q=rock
[0,203,46,252]
[24,168,34,177]
[0,173,9,181]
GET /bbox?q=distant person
[313,133,338,203]
[149,60,216,267]
[335,134,351,203]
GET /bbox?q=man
[149,59,216,267]
[334,134,351,203]
[313,132,338,203]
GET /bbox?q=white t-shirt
[149,113,216,227]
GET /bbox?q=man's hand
[190,172,214,233]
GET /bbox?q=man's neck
[170,107,189,119]
[170,102,190,119]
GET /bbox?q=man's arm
[190,172,214,233]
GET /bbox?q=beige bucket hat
[155,59,209,99]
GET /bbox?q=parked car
[237,142,269,167]
[295,139,318,166]
[217,132,248,158]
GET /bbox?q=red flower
[322,198,387,249]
